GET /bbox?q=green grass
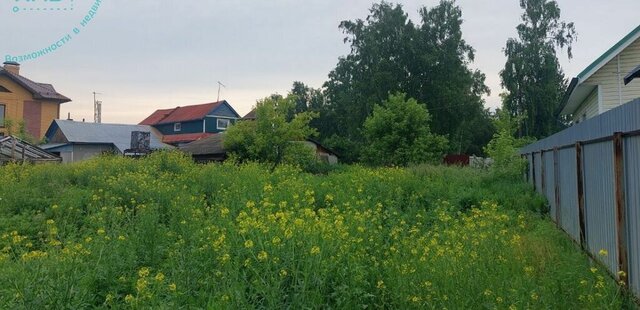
[0,152,633,309]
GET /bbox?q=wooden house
[140,101,240,146]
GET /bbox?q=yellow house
[560,25,640,123]
[0,61,71,139]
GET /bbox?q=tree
[484,109,533,176]
[224,95,318,169]
[500,0,576,138]
[323,1,492,162]
[361,93,448,166]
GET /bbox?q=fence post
[576,142,587,250]
[554,147,561,227]
[532,152,537,190]
[613,132,628,286]
[541,150,546,197]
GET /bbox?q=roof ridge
[577,24,640,81]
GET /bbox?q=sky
[1,0,638,124]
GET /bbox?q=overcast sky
[2,0,638,124]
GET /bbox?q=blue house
[140,100,240,145]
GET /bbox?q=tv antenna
[93,91,103,123]
[217,81,226,102]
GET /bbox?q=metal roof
[179,133,226,155]
[0,67,71,103]
[139,108,177,125]
[140,101,241,125]
[45,120,172,153]
[162,132,213,144]
[560,24,640,115]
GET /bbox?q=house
[560,25,640,124]
[140,101,240,146]
[179,133,227,163]
[179,133,339,164]
[41,120,172,163]
[234,108,339,164]
[301,139,339,164]
[242,109,256,120]
[0,62,71,139]
[0,135,61,164]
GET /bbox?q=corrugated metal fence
[521,98,640,297]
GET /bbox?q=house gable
[207,101,241,118]
[561,25,640,119]
[0,65,67,138]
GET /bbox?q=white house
[560,25,640,124]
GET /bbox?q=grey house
[41,120,172,163]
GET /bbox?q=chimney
[3,61,20,75]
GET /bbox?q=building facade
[561,25,640,123]
[0,62,70,139]
[140,101,240,145]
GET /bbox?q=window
[0,86,10,93]
[0,104,5,128]
[217,118,231,130]
[174,122,181,132]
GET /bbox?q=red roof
[139,108,176,125]
[162,133,213,144]
[140,102,224,125]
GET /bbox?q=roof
[0,67,71,103]
[307,138,339,157]
[45,120,172,153]
[242,109,257,120]
[0,136,61,163]
[140,101,240,125]
[561,25,640,115]
[625,64,640,85]
[139,108,176,125]
[162,133,213,144]
[179,133,226,155]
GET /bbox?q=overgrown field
[0,152,632,308]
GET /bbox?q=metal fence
[521,98,640,298]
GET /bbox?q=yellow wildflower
[244,240,254,248]
[168,283,177,291]
[279,269,288,278]
[257,251,268,261]
[138,267,150,278]
[599,249,608,256]
[124,294,135,303]
[310,246,321,255]
[155,272,165,282]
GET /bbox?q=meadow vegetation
[0,152,632,308]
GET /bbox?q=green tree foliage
[500,0,576,138]
[224,95,318,169]
[321,1,493,162]
[361,93,448,166]
[484,109,534,176]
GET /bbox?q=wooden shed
[0,135,61,164]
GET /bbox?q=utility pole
[217,81,226,102]
[93,92,102,123]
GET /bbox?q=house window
[0,104,5,127]
[174,122,181,132]
[0,86,10,93]
[217,118,231,130]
